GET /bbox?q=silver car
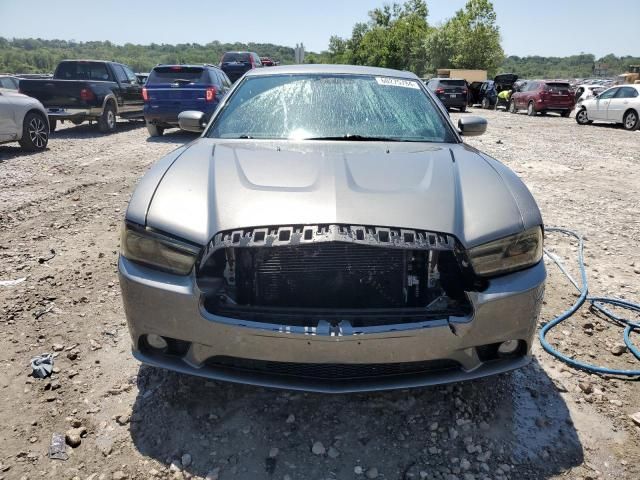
[0,88,49,151]
[119,65,545,393]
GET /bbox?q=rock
[268,447,279,458]
[169,460,182,472]
[286,414,295,424]
[366,467,379,479]
[52,343,64,352]
[71,418,82,428]
[630,412,640,426]
[115,413,130,426]
[205,468,220,480]
[578,381,593,394]
[181,453,192,467]
[89,339,102,350]
[311,441,326,455]
[355,465,364,475]
[67,351,78,361]
[611,344,627,356]
[65,427,86,448]
[460,459,471,470]
[429,422,439,431]
[112,472,127,480]
[328,446,340,458]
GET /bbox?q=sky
[0,0,637,58]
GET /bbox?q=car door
[608,87,638,122]
[591,87,618,120]
[121,64,144,113]
[0,91,18,140]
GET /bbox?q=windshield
[440,79,466,86]
[147,67,207,84]
[208,74,455,142]
[55,62,111,81]
[222,53,250,63]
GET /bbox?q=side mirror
[178,111,206,133]
[458,116,487,137]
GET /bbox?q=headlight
[468,226,543,277]
[120,222,200,275]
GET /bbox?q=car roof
[245,64,419,80]
[153,64,221,70]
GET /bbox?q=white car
[0,88,50,151]
[574,84,604,105]
[576,84,640,130]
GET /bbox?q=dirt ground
[1,109,639,480]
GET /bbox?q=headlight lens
[120,222,200,275]
[468,227,543,277]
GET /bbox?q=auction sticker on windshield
[375,77,420,89]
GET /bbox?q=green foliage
[501,53,640,78]
[427,0,504,75]
[326,0,432,76]
[0,37,297,73]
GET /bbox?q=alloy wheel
[28,116,48,148]
[625,112,638,130]
[107,110,115,129]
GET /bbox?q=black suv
[220,51,263,83]
[426,78,468,112]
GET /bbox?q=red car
[260,57,275,67]
[509,80,575,117]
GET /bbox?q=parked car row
[0,50,275,148]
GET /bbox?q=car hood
[137,139,542,248]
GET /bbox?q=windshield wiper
[305,134,400,142]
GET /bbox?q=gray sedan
[119,65,545,393]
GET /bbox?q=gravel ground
[0,110,639,480]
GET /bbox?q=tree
[426,0,504,74]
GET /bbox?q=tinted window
[220,71,232,89]
[598,88,618,99]
[55,62,112,81]
[545,82,571,93]
[222,53,250,63]
[440,79,466,86]
[615,87,638,98]
[209,74,455,143]
[0,77,18,89]
[122,65,137,83]
[252,54,262,67]
[113,65,129,83]
[147,66,208,84]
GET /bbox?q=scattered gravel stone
[610,344,627,356]
[630,412,640,427]
[354,465,364,475]
[268,447,279,458]
[181,453,192,467]
[112,472,127,480]
[327,446,340,458]
[578,381,593,394]
[311,441,326,455]
[366,467,379,479]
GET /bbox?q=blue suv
[143,64,231,136]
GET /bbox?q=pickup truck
[19,60,144,133]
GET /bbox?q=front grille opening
[198,239,475,326]
[205,356,460,380]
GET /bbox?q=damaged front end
[197,224,484,332]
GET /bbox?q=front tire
[19,112,49,151]
[49,118,57,132]
[481,97,490,109]
[575,108,590,125]
[509,100,517,114]
[146,123,164,137]
[98,102,117,133]
[459,105,466,113]
[527,101,536,116]
[623,109,639,131]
